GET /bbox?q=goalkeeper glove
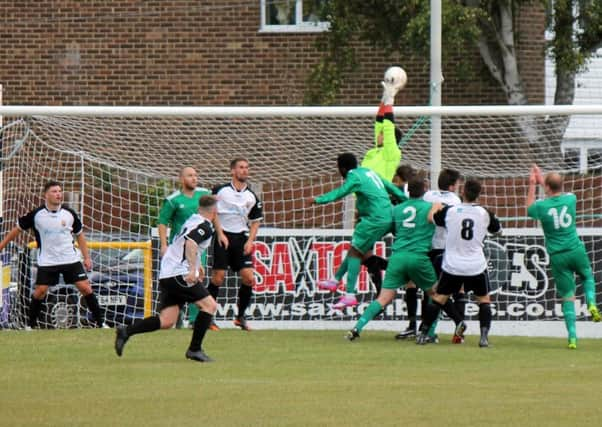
[381,67,407,105]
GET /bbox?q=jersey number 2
[402,206,416,228]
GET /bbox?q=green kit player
[311,152,407,309]
[527,164,600,349]
[158,167,211,327]
[346,177,463,340]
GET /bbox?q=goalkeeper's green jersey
[391,198,435,253]
[361,118,401,182]
[527,193,582,255]
[158,187,211,243]
[315,167,406,221]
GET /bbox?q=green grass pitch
[1,329,601,427]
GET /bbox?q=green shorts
[351,217,391,254]
[382,251,437,291]
[550,245,594,299]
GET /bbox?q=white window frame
[259,0,329,33]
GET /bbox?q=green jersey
[158,187,211,243]
[361,117,401,182]
[527,193,582,255]
[391,198,435,253]
[315,167,407,221]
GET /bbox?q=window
[260,0,329,33]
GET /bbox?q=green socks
[562,300,577,340]
[345,257,362,294]
[334,256,349,282]
[355,301,383,333]
[583,275,596,307]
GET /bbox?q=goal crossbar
[1,104,602,117]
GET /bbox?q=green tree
[305,0,602,158]
[306,0,602,107]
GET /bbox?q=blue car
[24,232,150,328]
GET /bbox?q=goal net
[0,105,600,336]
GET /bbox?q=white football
[384,66,407,90]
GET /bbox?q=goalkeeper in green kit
[310,67,407,309]
[527,164,600,349]
[359,66,406,296]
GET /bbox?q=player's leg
[452,288,467,322]
[65,261,105,327]
[74,279,105,327]
[550,254,578,348]
[208,235,229,299]
[188,251,209,326]
[423,249,444,342]
[29,284,49,328]
[234,267,255,331]
[114,278,179,356]
[362,254,388,296]
[335,220,388,309]
[347,252,408,340]
[347,288,396,341]
[396,283,418,339]
[207,237,230,331]
[30,265,60,328]
[469,273,492,348]
[317,249,354,292]
[223,233,255,331]
[115,305,176,357]
[411,258,446,345]
[572,246,600,321]
[418,272,464,345]
[186,286,217,362]
[207,268,225,331]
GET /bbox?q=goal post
[0,104,601,337]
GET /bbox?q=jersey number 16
[547,206,572,229]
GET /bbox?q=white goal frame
[0,104,601,338]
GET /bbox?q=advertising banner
[216,230,602,322]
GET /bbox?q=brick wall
[0,0,545,106]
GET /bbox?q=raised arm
[314,174,359,205]
[427,202,443,223]
[381,105,401,162]
[526,164,539,210]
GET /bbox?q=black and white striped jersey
[212,182,263,234]
[18,205,83,267]
[433,203,501,276]
[423,190,462,250]
[159,214,214,280]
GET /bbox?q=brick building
[0,1,557,233]
[0,1,546,106]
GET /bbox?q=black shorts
[35,262,88,286]
[212,231,253,272]
[428,249,444,277]
[158,275,210,310]
[436,270,490,297]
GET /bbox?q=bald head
[179,166,196,178]
[544,172,562,194]
[179,167,198,191]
